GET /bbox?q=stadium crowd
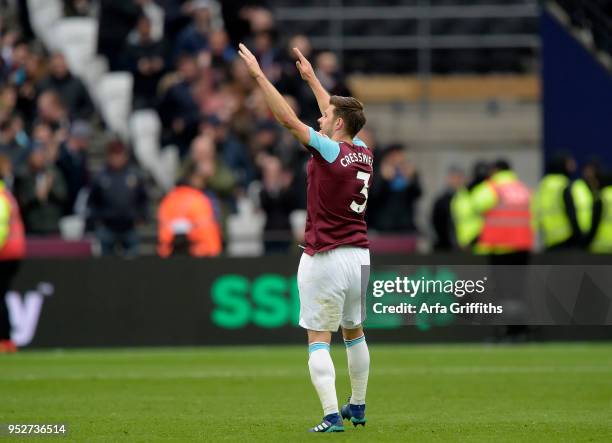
[0,0,611,258]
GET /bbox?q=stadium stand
[0,0,609,257]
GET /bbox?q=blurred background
[0,0,611,348]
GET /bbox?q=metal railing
[273,1,540,115]
[273,1,540,55]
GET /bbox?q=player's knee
[307,330,331,344]
[342,326,364,341]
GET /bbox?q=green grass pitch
[1,343,611,442]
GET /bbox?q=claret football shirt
[302,127,373,255]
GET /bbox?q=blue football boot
[308,413,345,433]
[341,398,366,427]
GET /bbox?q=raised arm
[294,47,330,114]
[237,43,309,145]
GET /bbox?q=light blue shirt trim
[307,128,369,163]
[308,127,340,163]
[352,136,367,148]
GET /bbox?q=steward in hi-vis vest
[532,154,589,250]
[450,187,483,249]
[587,172,612,254]
[0,181,26,261]
[471,160,533,256]
[0,172,25,353]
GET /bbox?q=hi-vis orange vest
[479,179,533,251]
[0,184,26,260]
[157,186,222,258]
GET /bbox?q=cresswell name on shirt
[340,151,373,168]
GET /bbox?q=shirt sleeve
[307,127,340,163]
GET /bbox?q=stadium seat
[27,0,63,50]
[129,110,177,191]
[59,215,86,241]
[53,18,99,78]
[96,72,133,140]
[289,209,307,243]
[227,198,265,257]
[80,56,109,107]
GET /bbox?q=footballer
[238,43,372,433]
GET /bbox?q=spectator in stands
[0,149,15,191]
[252,28,280,83]
[125,14,166,110]
[221,3,272,47]
[201,114,254,189]
[277,35,319,126]
[134,0,165,42]
[259,154,297,254]
[0,115,28,169]
[88,140,148,257]
[31,120,63,167]
[241,5,275,34]
[158,53,201,155]
[0,84,18,122]
[181,134,236,227]
[249,118,279,158]
[56,120,91,214]
[0,84,29,162]
[431,165,465,251]
[315,51,352,98]
[63,0,95,17]
[209,29,237,69]
[36,90,70,138]
[14,144,67,234]
[369,144,422,233]
[10,41,38,126]
[97,0,143,71]
[38,52,95,120]
[156,0,194,47]
[0,29,18,83]
[174,0,221,59]
[157,162,222,257]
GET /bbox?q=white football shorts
[297,246,370,332]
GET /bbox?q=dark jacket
[56,143,89,214]
[38,73,95,120]
[125,39,166,110]
[14,166,67,234]
[369,173,422,233]
[97,0,142,70]
[431,188,455,251]
[88,164,148,231]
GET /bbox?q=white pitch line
[1,365,611,382]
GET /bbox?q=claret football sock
[308,342,339,416]
[344,335,369,405]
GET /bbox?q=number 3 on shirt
[350,171,371,214]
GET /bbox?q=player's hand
[237,43,264,79]
[293,47,314,82]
